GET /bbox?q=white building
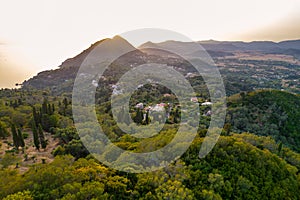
[201,102,213,106]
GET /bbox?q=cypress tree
[32,121,40,150]
[17,128,25,148]
[18,98,22,106]
[32,106,39,125]
[48,104,52,115]
[11,124,19,149]
[42,98,48,114]
[63,98,68,109]
[52,103,55,113]
[134,108,143,124]
[174,108,180,123]
[17,128,25,153]
[39,107,42,119]
[13,99,18,108]
[145,110,150,125]
[0,125,4,139]
[38,124,47,149]
[278,142,283,155]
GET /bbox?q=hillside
[1,77,300,199]
[0,88,299,199]
[22,37,300,95]
[198,39,300,56]
[22,36,140,93]
[1,36,297,199]
[227,90,300,151]
[140,39,300,58]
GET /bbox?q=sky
[0,0,299,88]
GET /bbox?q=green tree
[0,122,9,139]
[3,191,33,200]
[41,98,49,114]
[38,124,47,149]
[155,180,194,200]
[134,108,143,124]
[278,142,283,155]
[32,121,40,150]
[63,97,68,109]
[223,123,232,136]
[145,110,150,125]
[0,153,20,169]
[11,124,19,149]
[200,189,222,200]
[32,106,39,125]
[17,128,25,150]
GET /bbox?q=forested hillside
[0,88,299,199]
[227,90,300,152]
[1,36,299,199]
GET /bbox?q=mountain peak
[138,41,160,49]
[22,35,141,90]
[58,35,136,68]
[112,35,125,41]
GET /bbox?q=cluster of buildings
[133,95,213,121]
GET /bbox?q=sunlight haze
[0,0,299,88]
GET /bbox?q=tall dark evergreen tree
[42,98,48,114]
[17,98,22,106]
[48,104,52,115]
[51,103,55,114]
[11,124,19,149]
[145,110,150,125]
[17,128,25,148]
[174,107,180,123]
[38,124,47,149]
[63,98,68,109]
[39,107,42,119]
[278,142,283,155]
[32,121,40,150]
[134,108,143,124]
[32,106,39,125]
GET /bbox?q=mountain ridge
[22,35,139,92]
[58,35,137,69]
[22,36,300,93]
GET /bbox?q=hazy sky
[0,0,299,88]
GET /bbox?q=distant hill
[139,40,300,54]
[139,39,300,58]
[278,40,300,50]
[22,37,300,94]
[22,36,140,93]
[199,39,300,50]
[138,40,237,57]
[199,39,300,58]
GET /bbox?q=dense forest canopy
[0,88,299,199]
